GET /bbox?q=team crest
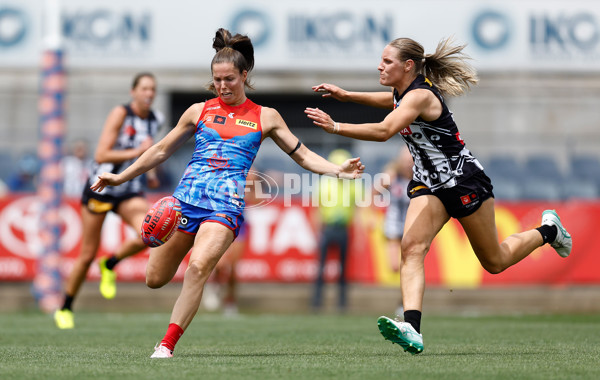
[214,115,226,125]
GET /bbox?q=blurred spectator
[62,139,92,197]
[312,149,357,313]
[7,153,39,192]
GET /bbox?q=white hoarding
[1,0,599,72]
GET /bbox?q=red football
[141,196,182,247]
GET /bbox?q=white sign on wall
[1,0,599,72]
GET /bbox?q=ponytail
[208,28,255,93]
[389,37,478,97]
[423,37,478,97]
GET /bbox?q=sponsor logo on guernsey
[206,106,221,111]
[214,115,227,125]
[460,192,478,205]
[399,126,412,135]
[236,119,258,129]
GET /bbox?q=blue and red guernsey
[173,97,263,212]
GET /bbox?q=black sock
[404,310,422,333]
[61,294,74,311]
[105,256,120,270]
[536,225,557,245]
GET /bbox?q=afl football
[141,196,182,247]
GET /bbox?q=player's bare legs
[378,195,449,354]
[170,223,234,330]
[65,206,107,296]
[379,196,552,354]
[54,206,106,328]
[459,198,544,274]
[400,195,449,312]
[150,223,234,358]
[98,196,150,299]
[146,231,195,288]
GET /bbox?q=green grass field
[1,312,599,380]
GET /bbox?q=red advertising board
[0,194,598,286]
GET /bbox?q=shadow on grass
[175,349,544,359]
[177,352,344,358]
[422,351,543,357]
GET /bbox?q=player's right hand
[90,172,122,192]
[311,83,348,102]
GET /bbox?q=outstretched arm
[90,103,202,191]
[262,107,364,179]
[312,83,394,110]
[305,89,437,142]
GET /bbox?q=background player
[54,72,163,329]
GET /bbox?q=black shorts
[81,185,144,214]
[407,171,494,219]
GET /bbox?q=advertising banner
[0,194,597,287]
[2,1,600,71]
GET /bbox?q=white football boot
[541,210,572,258]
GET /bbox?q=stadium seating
[480,154,600,200]
[524,155,563,180]
[569,155,600,184]
[520,176,563,201]
[481,154,598,200]
[561,176,599,200]
[483,156,524,181]
[490,178,522,201]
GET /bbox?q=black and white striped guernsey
[393,75,483,191]
[89,104,164,196]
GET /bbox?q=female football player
[54,73,163,329]
[91,28,364,358]
[305,37,572,354]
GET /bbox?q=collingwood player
[305,37,572,354]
